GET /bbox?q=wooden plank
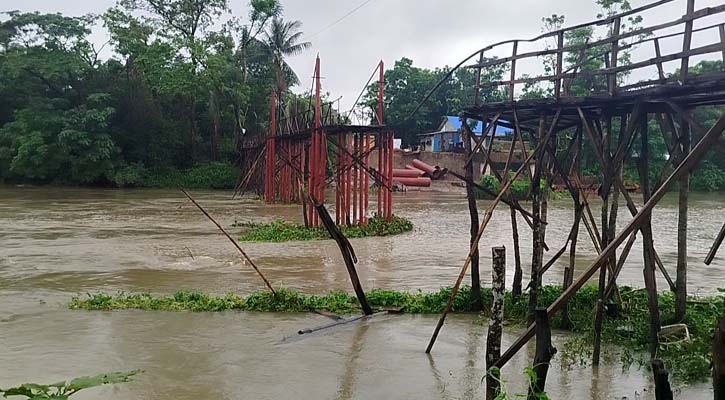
[721,24,725,63]
[315,202,373,315]
[654,38,666,82]
[555,32,564,98]
[491,114,725,370]
[510,42,518,102]
[469,3,725,71]
[476,42,725,90]
[609,17,621,96]
[680,0,696,83]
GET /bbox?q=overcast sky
[5,0,723,110]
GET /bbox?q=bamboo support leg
[486,247,506,400]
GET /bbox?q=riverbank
[70,285,724,384]
[1,162,240,190]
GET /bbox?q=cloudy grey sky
[6,0,723,110]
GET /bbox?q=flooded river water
[1,186,722,399]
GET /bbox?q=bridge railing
[464,0,725,102]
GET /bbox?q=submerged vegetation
[236,214,414,242]
[70,285,724,383]
[0,370,140,399]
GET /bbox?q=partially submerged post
[315,202,373,315]
[486,246,506,400]
[527,308,556,400]
[651,359,673,400]
[715,316,725,400]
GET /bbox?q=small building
[418,116,512,153]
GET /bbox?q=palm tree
[263,18,311,101]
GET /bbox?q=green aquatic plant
[69,285,725,384]
[0,370,140,399]
[236,214,413,242]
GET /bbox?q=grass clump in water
[236,214,413,242]
[69,286,724,383]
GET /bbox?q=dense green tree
[0,0,303,186]
[363,57,506,146]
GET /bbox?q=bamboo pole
[425,109,562,354]
[676,112,691,322]
[180,188,276,294]
[486,246,506,400]
[463,118,482,312]
[511,207,523,300]
[639,113,662,357]
[562,127,582,329]
[490,114,725,370]
[527,308,556,400]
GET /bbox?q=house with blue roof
[419,116,513,153]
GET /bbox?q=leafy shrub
[691,162,725,191]
[475,174,564,200]
[113,162,148,187]
[111,162,239,189]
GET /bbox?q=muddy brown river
[1,186,722,399]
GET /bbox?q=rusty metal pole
[353,134,359,224]
[335,135,342,225]
[311,56,324,226]
[387,130,394,221]
[377,61,385,219]
[363,134,370,223]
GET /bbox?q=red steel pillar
[308,55,326,227]
[265,91,277,203]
